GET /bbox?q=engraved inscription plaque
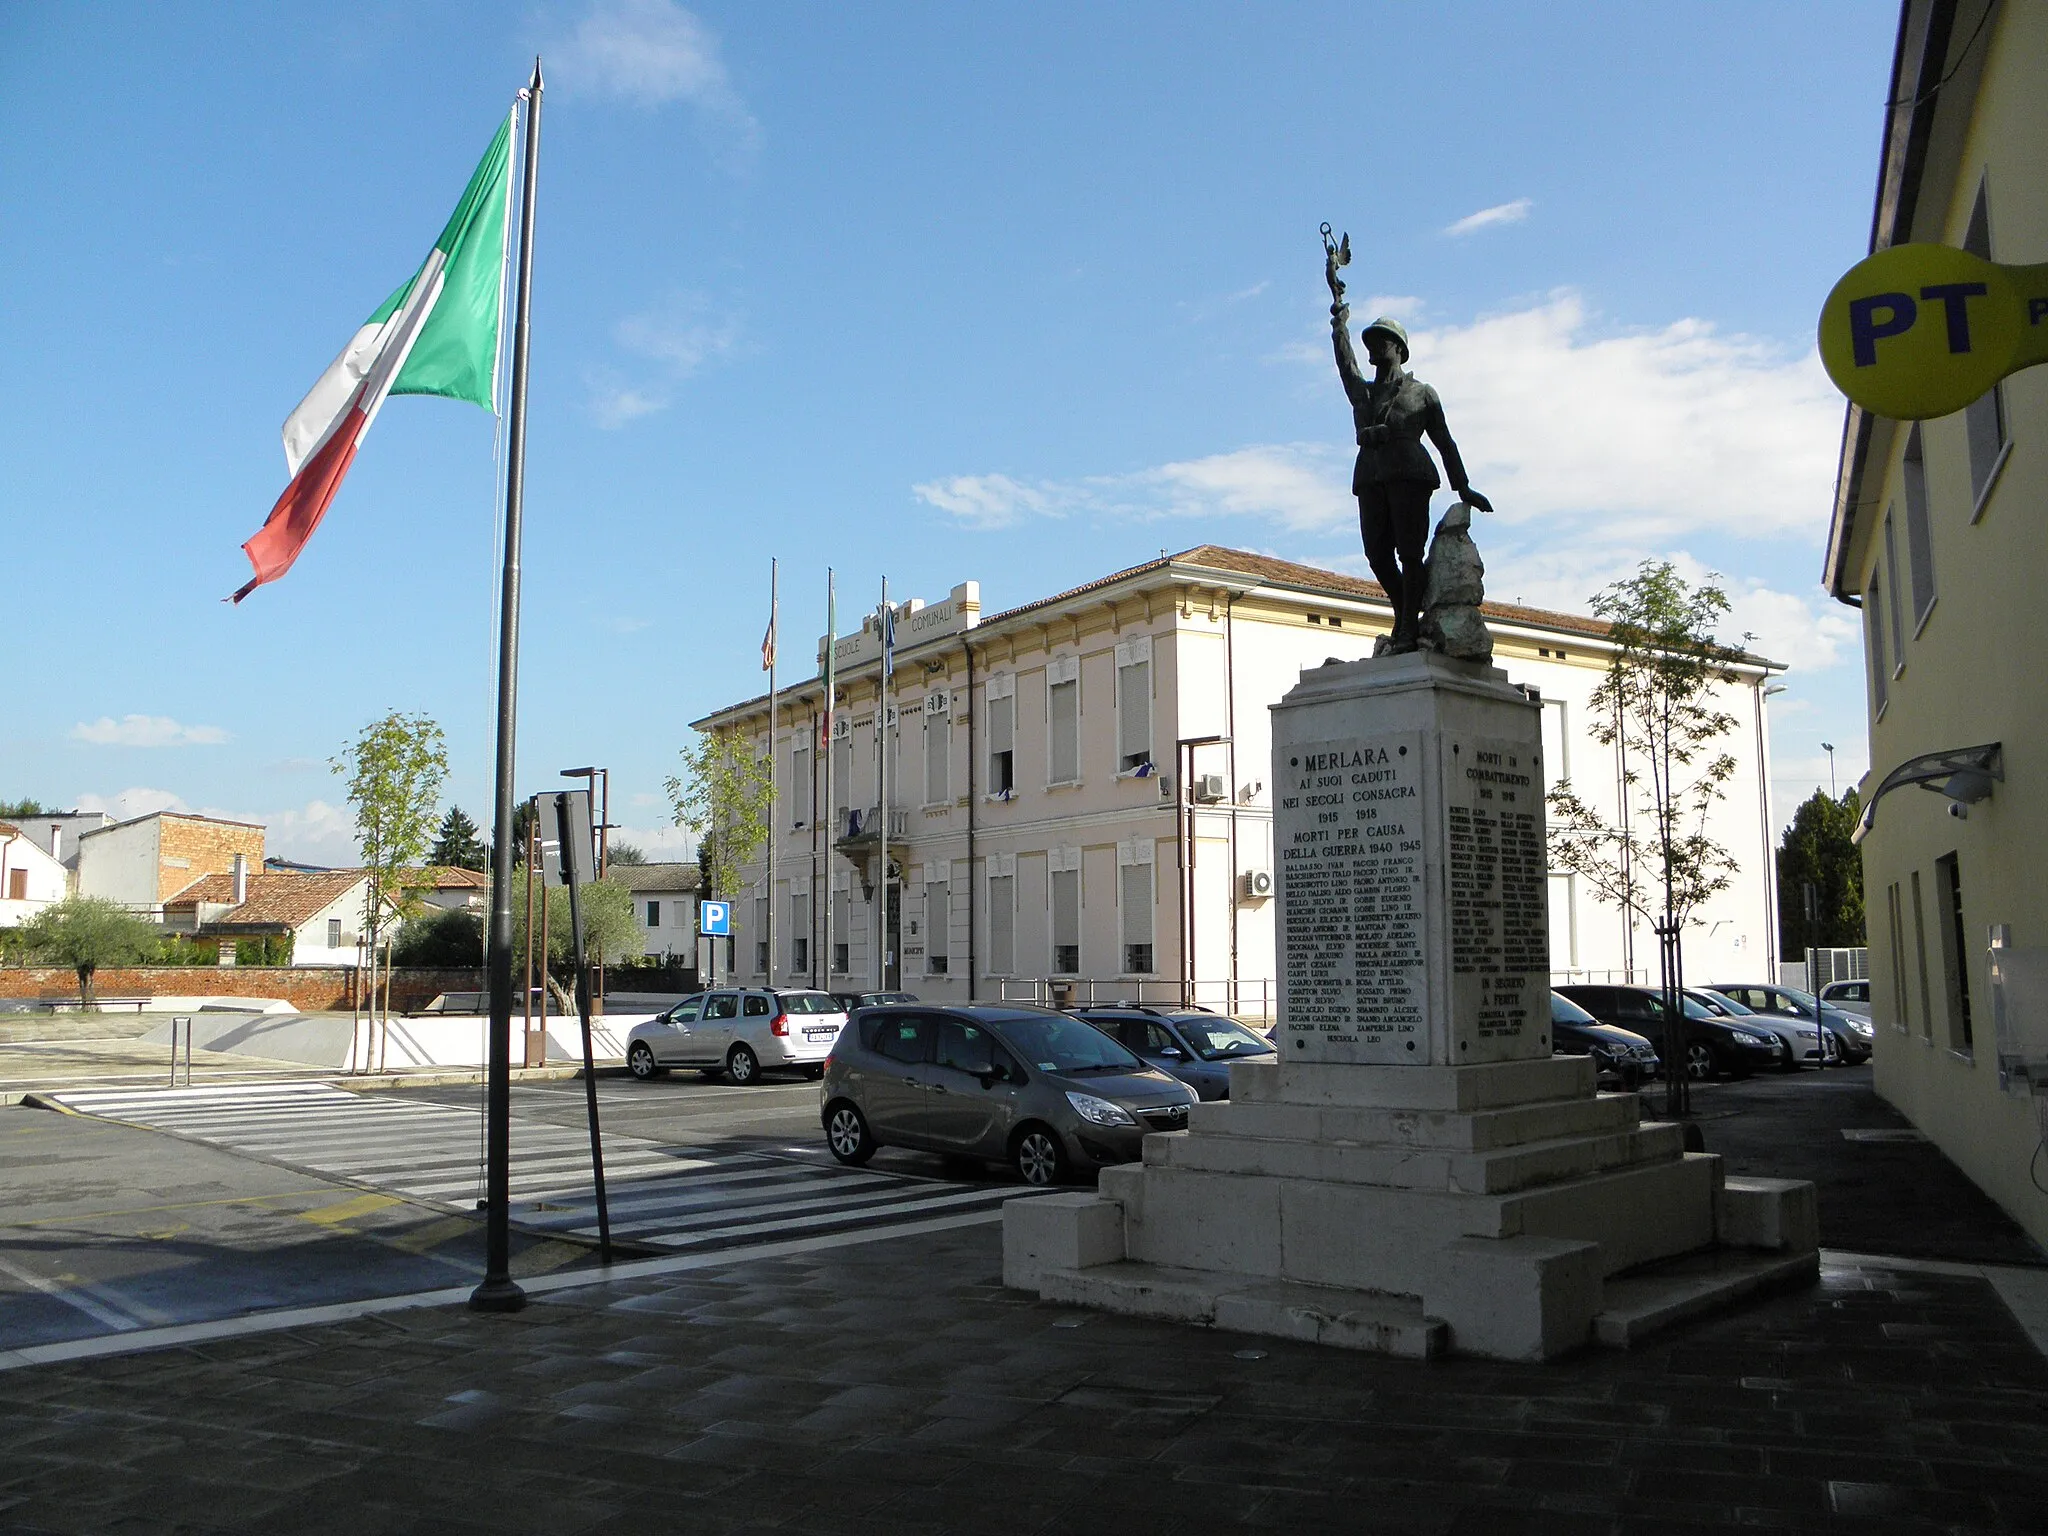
[1278,732,1425,1063]
[1443,733,1548,1051]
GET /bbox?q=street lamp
[1176,735,1230,1009]
[1820,743,1837,799]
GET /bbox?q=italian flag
[234,114,514,603]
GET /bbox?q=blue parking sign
[699,900,731,936]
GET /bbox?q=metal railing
[996,977,1276,1022]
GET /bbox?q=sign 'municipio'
[1819,244,2048,420]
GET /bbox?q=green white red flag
[233,114,514,602]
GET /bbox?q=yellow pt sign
[1819,243,2048,420]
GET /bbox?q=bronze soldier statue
[1323,227,1491,653]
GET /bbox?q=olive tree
[19,896,160,1009]
[511,874,642,1011]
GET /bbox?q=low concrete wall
[0,965,484,1013]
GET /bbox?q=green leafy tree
[605,839,648,866]
[428,806,488,871]
[0,798,53,818]
[666,728,771,911]
[1546,562,1743,1107]
[511,874,642,1010]
[394,908,487,967]
[333,712,449,1014]
[1777,787,1865,956]
[18,895,160,1008]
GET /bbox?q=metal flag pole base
[469,1277,528,1312]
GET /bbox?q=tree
[511,874,643,1010]
[18,896,160,1008]
[666,728,772,907]
[1546,562,1742,1109]
[606,839,648,866]
[332,712,449,1015]
[429,805,488,871]
[1777,787,1865,957]
[0,798,52,818]
[394,907,486,966]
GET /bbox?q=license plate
[805,1027,837,1039]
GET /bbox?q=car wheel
[726,1043,760,1085]
[1013,1124,1068,1188]
[1685,1041,1720,1081]
[804,1064,825,1081]
[825,1102,876,1165]
[627,1042,664,1080]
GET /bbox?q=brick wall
[157,816,266,902]
[0,965,484,1012]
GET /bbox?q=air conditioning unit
[1241,868,1275,899]
[1194,773,1228,803]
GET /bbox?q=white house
[0,822,69,926]
[3,811,109,877]
[692,547,1785,1015]
[76,811,266,918]
[616,863,701,963]
[162,861,369,966]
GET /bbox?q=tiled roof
[408,866,486,888]
[614,862,700,893]
[163,870,365,929]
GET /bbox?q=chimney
[48,827,61,862]
[232,853,248,906]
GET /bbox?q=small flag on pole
[761,587,779,671]
[234,114,515,603]
[880,594,895,681]
[820,569,837,749]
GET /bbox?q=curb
[5,1063,630,1108]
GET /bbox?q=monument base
[1004,1055,1819,1361]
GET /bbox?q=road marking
[297,1193,403,1227]
[3,1189,339,1228]
[0,1252,148,1333]
[383,1216,479,1255]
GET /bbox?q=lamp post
[1821,742,1837,800]
[1176,735,1229,1008]
[561,767,609,1010]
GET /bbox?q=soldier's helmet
[1360,317,1410,362]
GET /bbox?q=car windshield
[1171,1015,1273,1059]
[1777,986,1822,1011]
[989,1012,1143,1074]
[1690,989,1753,1015]
[776,992,843,1015]
[1551,993,1597,1025]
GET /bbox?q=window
[791,745,810,828]
[987,675,1015,795]
[1119,840,1154,974]
[875,1013,931,1065]
[1887,882,1909,1033]
[646,900,660,928]
[924,693,950,805]
[1540,699,1570,786]
[1962,182,2008,509]
[1910,870,1933,1040]
[833,731,853,831]
[1882,510,1905,674]
[1047,656,1080,784]
[1935,853,1972,1052]
[790,892,809,974]
[754,895,769,975]
[1901,426,1935,629]
[831,885,848,974]
[703,994,738,1020]
[743,994,770,1016]
[1051,853,1080,974]
[1116,637,1152,774]
[1865,567,1889,715]
[327,916,342,949]
[934,1017,995,1076]
[988,861,1015,976]
[925,878,949,974]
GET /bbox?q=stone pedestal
[1004,651,1817,1360]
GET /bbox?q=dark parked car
[1554,984,1784,1080]
[820,1003,1195,1186]
[829,991,919,1013]
[1070,1005,1277,1100]
[1704,983,1875,1065]
[1548,992,1660,1087]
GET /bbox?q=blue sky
[1,1,1891,862]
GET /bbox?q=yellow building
[1824,0,2048,1247]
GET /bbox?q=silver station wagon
[820,1003,1197,1186]
[625,988,849,1084]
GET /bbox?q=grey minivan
[820,1004,1197,1186]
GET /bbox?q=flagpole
[821,568,837,988]
[472,58,542,1315]
[766,557,778,990]
[877,576,890,992]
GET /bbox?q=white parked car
[624,988,849,1085]
[1818,979,1874,1017]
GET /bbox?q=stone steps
[1191,1088,1644,1152]
[1593,1246,1822,1348]
[1039,1260,1448,1358]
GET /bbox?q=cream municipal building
[1825,0,2048,1249]
[694,545,1785,1019]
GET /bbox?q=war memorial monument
[1003,232,1820,1361]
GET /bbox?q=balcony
[834,806,908,897]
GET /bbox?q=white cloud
[586,372,667,430]
[1126,445,1352,532]
[615,294,741,374]
[555,0,757,160]
[71,715,229,747]
[610,822,697,859]
[911,473,1057,531]
[1445,198,1533,237]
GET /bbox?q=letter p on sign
[1821,243,2048,419]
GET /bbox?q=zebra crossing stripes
[47,1083,1051,1256]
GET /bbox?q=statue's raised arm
[1321,223,1350,313]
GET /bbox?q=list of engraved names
[1445,736,1547,1042]
[1279,734,1424,1061]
